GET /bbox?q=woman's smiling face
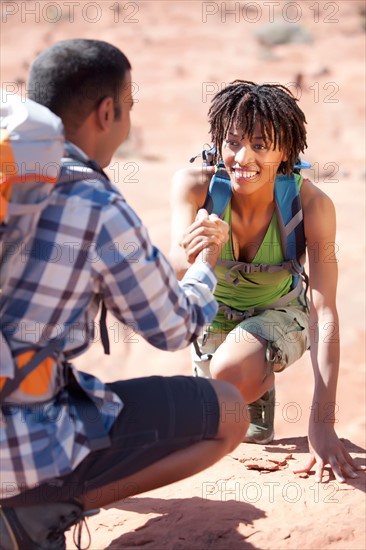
[222,120,287,196]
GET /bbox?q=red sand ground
[1,1,365,548]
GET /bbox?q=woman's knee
[209,336,267,397]
[208,379,248,448]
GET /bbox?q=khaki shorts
[192,303,310,378]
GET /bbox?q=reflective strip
[285,209,303,236]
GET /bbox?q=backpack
[0,92,110,405]
[192,147,310,312]
[0,91,66,402]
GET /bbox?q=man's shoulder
[59,142,124,206]
[55,171,123,207]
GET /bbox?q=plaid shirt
[0,143,218,499]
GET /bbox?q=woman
[169,81,358,483]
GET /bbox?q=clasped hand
[180,209,229,264]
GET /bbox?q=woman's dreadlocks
[208,80,307,175]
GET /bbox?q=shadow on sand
[105,495,266,549]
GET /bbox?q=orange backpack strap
[0,339,61,403]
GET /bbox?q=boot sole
[243,432,275,445]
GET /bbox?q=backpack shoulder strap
[274,173,305,263]
[202,163,306,263]
[202,166,232,216]
[0,339,61,403]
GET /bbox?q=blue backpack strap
[294,158,312,170]
[203,165,232,217]
[274,174,305,265]
[203,162,306,269]
[200,157,309,308]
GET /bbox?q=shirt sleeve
[92,198,218,350]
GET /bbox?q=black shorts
[3,375,220,506]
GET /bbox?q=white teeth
[235,170,258,178]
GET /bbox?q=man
[0,40,247,550]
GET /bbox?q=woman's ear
[96,96,114,131]
[281,148,289,163]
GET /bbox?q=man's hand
[180,208,229,267]
[293,422,359,483]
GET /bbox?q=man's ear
[96,96,114,131]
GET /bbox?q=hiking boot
[0,499,93,550]
[243,386,275,444]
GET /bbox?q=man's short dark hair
[28,39,131,130]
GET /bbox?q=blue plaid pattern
[0,143,218,499]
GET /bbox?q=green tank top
[211,174,303,332]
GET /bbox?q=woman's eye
[252,144,266,150]
[225,139,240,147]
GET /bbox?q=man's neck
[64,140,89,160]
